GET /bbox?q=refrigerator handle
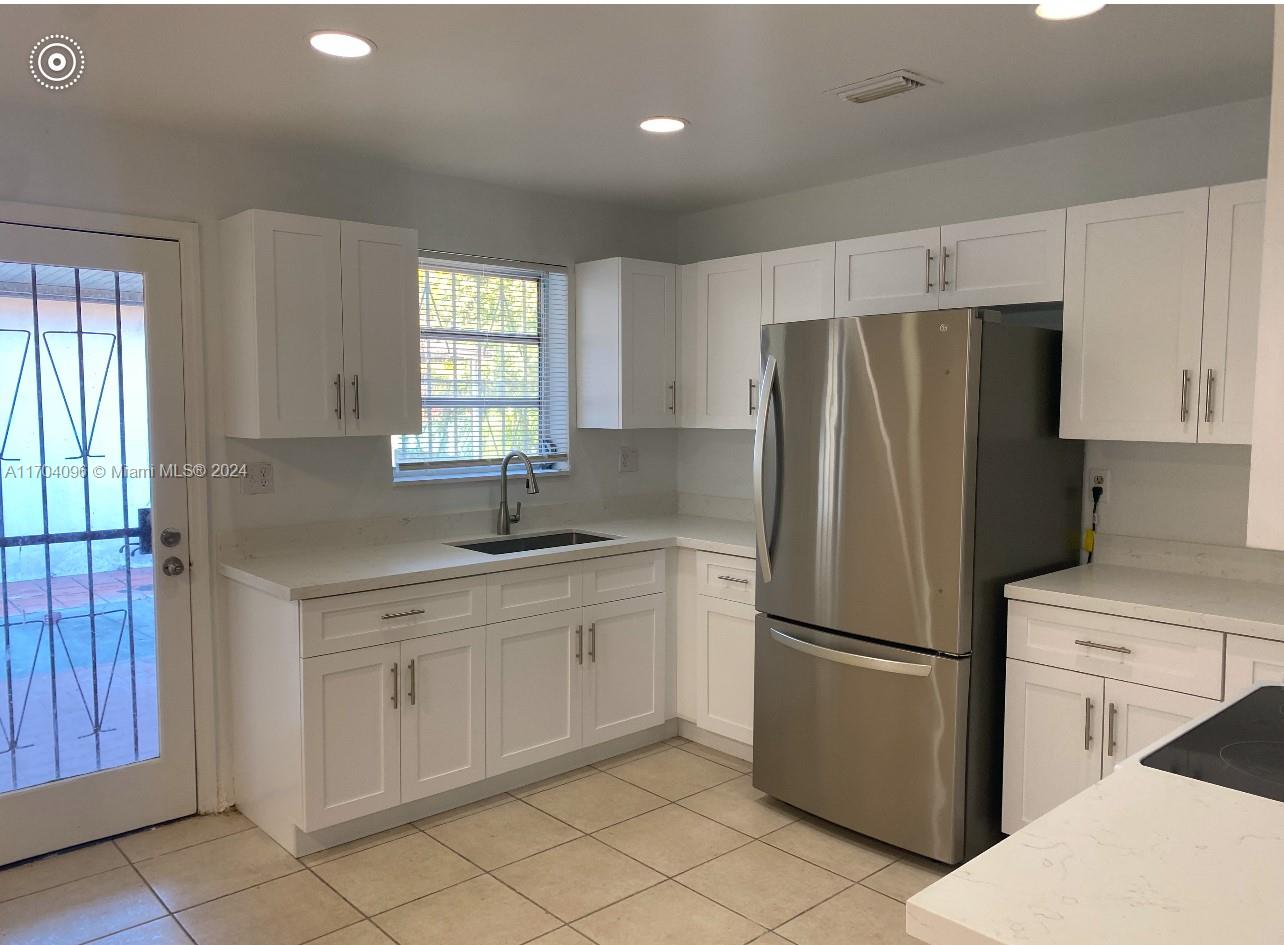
[768,628,933,677]
[753,354,778,583]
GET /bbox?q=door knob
[161,556,186,577]
[160,528,182,547]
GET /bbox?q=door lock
[160,528,182,547]
[161,556,186,577]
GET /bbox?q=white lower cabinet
[582,596,667,746]
[1101,679,1216,777]
[1225,635,1284,700]
[402,627,487,802]
[695,596,756,744]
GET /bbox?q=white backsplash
[1094,533,1284,584]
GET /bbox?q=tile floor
[0,737,951,945]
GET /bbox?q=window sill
[392,464,572,487]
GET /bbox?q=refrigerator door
[753,615,969,863]
[754,309,981,655]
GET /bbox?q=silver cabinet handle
[588,623,596,663]
[1073,638,1132,655]
[1084,697,1094,751]
[334,373,343,419]
[391,663,400,710]
[407,660,417,707]
[1179,369,1192,423]
[941,247,951,289]
[381,609,426,620]
[1205,369,1216,423]
[575,625,583,665]
[667,381,676,413]
[717,574,750,585]
[351,374,361,419]
[925,248,935,292]
[1107,702,1117,757]
[748,378,757,415]
[769,627,933,676]
[753,354,778,584]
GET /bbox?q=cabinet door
[582,595,666,746]
[1060,188,1209,442]
[1101,679,1216,777]
[695,596,755,744]
[761,243,835,324]
[401,628,487,802]
[679,254,761,429]
[486,611,583,774]
[247,211,345,437]
[1225,635,1284,701]
[621,259,678,428]
[939,209,1066,307]
[302,643,401,830]
[835,228,940,317]
[1200,180,1266,445]
[340,221,422,436]
[1001,661,1103,835]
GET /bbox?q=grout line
[296,917,371,945]
[299,823,425,869]
[118,823,260,867]
[75,913,195,945]
[767,881,853,937]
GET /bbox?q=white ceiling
[1,4,1272,212]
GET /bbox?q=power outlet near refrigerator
[618,446,639,473]
[242,461,275,495]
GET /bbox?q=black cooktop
[1142,685,1284,803]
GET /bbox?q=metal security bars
[0,261,156,795]
[392,257,570,480]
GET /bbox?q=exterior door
[835,228,940,316]
[582,595,665,746]
[401,628,486,802]
[0,222,195,864]
[1101,679,1216,777]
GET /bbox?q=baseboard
[677,719,753,762]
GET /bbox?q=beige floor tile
[608,749,741,800]
[860,856,952,902]
[663,736,690,746]
[0,840,127,903]
[572,880,762,945]
[92,916,194,944]
[306,922,396,945]
[116,813,254,863]
[527,929,593,945]
[373,874,559,945]
[510,766,597,798]
[522,772,665,832]
[427,799,580,870]
[311,833,479,915]
[592,742,671,770]
[749,935,791,945]
[676,841,849,928]
[761,818,897,882]
[412,794,515,830]
[300,825,420,867]
[135,828,302,911]
[677,776,799,838]
[594,805,750,875]
[492,837,662,922]
[176,871,359,945]
[775,884,917,945]
[675,742,752,774]
[0,866,165,945]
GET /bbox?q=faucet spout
[497,451,540,535]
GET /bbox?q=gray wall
[674,97,1271,547]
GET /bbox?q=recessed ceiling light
[309,31,375,58]
[639,117,687,134]
[1034,1,1105,21]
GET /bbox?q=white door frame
[0,199,216,813]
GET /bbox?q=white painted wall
[674,98,1272,547]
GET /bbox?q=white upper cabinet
[678,253,762,429]
[576,258,677,429]
[938,209,1066,308]
[760,243,835,324]
[836,227,940,317]
[1060,188,1211,442]
[220,209,421,438]
[1200,180,1266,445]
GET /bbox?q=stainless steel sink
[450,530,617,555]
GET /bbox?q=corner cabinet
[220,209,421,438]
[678,254,762,429]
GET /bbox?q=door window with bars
[393,258,570,480]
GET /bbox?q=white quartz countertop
[1006,563,1284,642]
[219,514,755,601]
[906,731,1284,945]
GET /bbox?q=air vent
[831,70,938,105]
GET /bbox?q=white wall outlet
[243,461,275,495]
[618,445,639,473]
[1088,468,1109,503]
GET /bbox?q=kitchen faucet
[497,450,540,535]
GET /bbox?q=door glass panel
[0,261,156,794]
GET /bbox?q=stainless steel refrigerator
[752,308,1082,864]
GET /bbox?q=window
[392,256,570,481]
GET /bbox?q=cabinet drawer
[695,552,755,604]
[581,551,666,605]
[1007,601,1223,699]
[486,563,583,622]
[301,578,486,657]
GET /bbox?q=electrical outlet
[618,446,639,473]
[1088,468,1109,503]
[243,461,275,495]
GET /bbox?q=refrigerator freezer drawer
[752,615,969,863]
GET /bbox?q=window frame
[392,253,571,484]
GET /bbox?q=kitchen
[0,4,1282,945]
